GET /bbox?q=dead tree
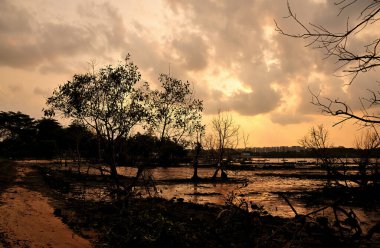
[299,125,349,186]
[276,0,380,126]
[354,129,380,186]
[211,110,240,180]
[191,124,205,181]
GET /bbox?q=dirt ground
[1,161,379,247]
[0,161,92,248]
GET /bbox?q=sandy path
[0,164,92,248]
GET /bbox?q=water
[22,160,379,230]
[118,166,325,213]
[116,166,379,229]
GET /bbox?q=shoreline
[0,161,379,247]
[0,161,92,247]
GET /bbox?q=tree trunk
[192,163,199,181]
[212,165,220,179]
[359,161,368,187]
[107,140,119,178]
[191,142,201,181]
[212,147,226,180]
[76,139,81,173]
[125,166,144,198]
[211,170,218,179]
[110,164,118,178]
[97,137,102,163]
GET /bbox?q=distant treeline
[253,148,380,159]
[0,111,187,165]
[3,111,379,166]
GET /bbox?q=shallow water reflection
[117,166,379,230]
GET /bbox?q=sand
[0,164,92,248]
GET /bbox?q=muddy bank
[0,160,17,194]
[254,172,380,181]
[35,164,380,247]
[290,185,380,208]
[0,162,92,248]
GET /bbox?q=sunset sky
[0,0,378,147]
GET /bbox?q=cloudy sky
[0,0,378,147]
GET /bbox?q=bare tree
[242,131,250,150]
[203,133,217,164]
[191,124,205,181]
[354,129,380,186]
[276,0,380,126]
[299,125,341,186]
[211,110,240,180]
[299,125,330,151]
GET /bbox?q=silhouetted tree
[276,0,380,126]
[0,111,36,158]
[148,73,203,181]
[211,110,240,180]
[354,129,380,186]
[242,131,250,150]
[203,133,217,164]
[191,124,205,181]
[124,133,158,165]
[149,74,203,146]
[63,121,97,169]
[299,125,349,186]
[46,56,149,178]
[158,138,187,165]
[35,118,62,140]
[34,118,64,158]
[0,111,35,141]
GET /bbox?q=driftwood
[278,193,378,245]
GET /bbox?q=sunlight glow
[262,26,280,71]
[202,67,251,97]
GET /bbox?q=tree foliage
[0,111,35,141]
[122,133,186,166]
[149,74,203,146]
[46,56,149,176]
[0,111,36,158]
[46,57,204,178]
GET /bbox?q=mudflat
[0,161,92,248]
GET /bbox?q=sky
[0,0,379,147]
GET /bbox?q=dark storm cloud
[0,0,39,68]
[0,0,128,72]
[1,0,376,129]
[162,0,379,124]
[271,113,313,125]
[163,0,295,117]
[229,89,281,116]
[171,33,209,71]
